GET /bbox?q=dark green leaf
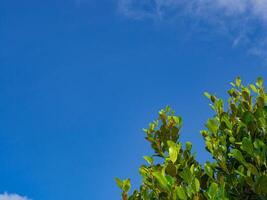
[241,137,254,156]
[255,175,267,194]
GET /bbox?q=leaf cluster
[116,77,267,200]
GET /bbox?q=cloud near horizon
[0,193,30,200]
[118,0,267,59]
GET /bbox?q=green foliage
[116,78,267,200]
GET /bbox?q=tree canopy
[116,77,267,200]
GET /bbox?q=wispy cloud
[118,0,267,59]
[0,193,30,200]
[118,0,267,24]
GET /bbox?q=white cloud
[118,0,267,22]
[118,0,267,58]
[252,1,267,26]
[0,193,30,200]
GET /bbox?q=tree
[116,77,267,200]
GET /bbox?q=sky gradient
[1,0,267,199]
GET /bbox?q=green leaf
[230,82,235,87]
[229,136,235,144]
[165,105,171,112]
[254,175,267,194]
[152,171,168,190]
[165,162,177,176]
[235,165,246,177]
[186,142,192,152]
[179,168,192,184]
[123,179,131,192]
[250,84,258,93]
[193,178,200,192]
[208,182,218,199]
[172,116,182,125]
[242,111,254,124]
[166,175,174,186]
[176,186,187,200]
[206,119,218,134]
[257,96,265,107]
[206,140,212,151]
[169,148,178,163]
[139,165,149,177]
[229,149,245,164]
[204,163,214,178]
[236,76,241,87]
[204,92,211,99]
[253,139,265,149]
[115,177,123,189]
[143,156,154,165]
[256,77,263,87]
[221,113,232,129]
[242,89,250,102]
[246,163,258,175]
[241,137,254,156]
[210,95,216,103]
[171,126,179,141]
[167,141,178,163]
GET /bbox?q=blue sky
[0,0,267,199]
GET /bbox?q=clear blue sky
[0,0,267,200]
